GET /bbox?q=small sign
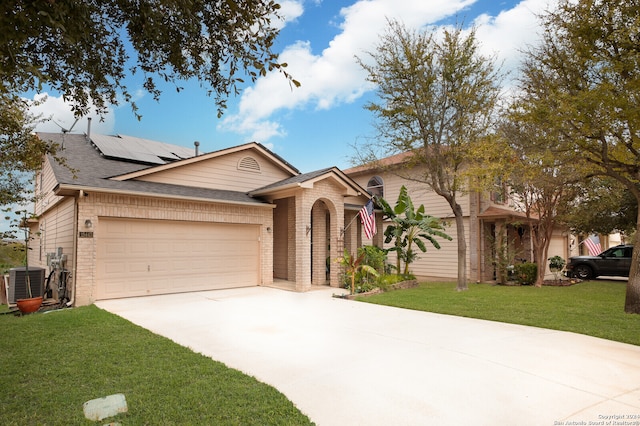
[79,231,94,238]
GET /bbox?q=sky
[28,0,556,174]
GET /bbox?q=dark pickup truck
[565,244,633,280]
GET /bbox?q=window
[367,176,384,198]
[491,177,507,204]
[237,156,261,173]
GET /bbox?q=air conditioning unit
[8,267,45,304]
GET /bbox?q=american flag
[359,199,376,240]
[583,234,602,256]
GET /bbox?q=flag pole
[341,197,375,236]
[341,212,361,236]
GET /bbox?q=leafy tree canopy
[514,0,640,312]
[0,0,297,119]
[566,178,638,236]
[357,20,502,290]
[0,94,59,206]
[0,0,299,209]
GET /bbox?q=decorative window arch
[237,156,261,173]
[367,176,384,198]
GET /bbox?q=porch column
[343,210,359,258]
[295,192,312,291]
[329,203,345,288]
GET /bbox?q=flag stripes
[359,199,376,239]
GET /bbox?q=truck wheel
[574,264,593,280]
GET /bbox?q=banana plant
[378,186,452,275]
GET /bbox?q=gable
[250,167,367,201]
[124,148,295,193]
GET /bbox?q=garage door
[96,218,260,299]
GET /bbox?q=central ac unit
[8,267,45,304]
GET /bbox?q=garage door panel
[97,218,260,299]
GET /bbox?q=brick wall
[74,192,273,305]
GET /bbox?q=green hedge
[513,262,537,285]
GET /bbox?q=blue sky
[29,0,556,173]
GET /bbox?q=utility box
[8,267,45,304]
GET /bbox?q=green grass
[0,306,313,425]
[358,280,640,346]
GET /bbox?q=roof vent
[238,156,261,172]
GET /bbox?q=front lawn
[358,280,640,346]
[0,306,313,425]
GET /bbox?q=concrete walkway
[96,286,640,426]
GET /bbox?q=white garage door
[96,218,260,299]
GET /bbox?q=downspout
[67,193,79,307]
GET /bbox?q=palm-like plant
[378,186,452,275]
[336,249,379,295]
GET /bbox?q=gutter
[54,184,275,209]
[249,182,303,197]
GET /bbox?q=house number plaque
[79,231,94,238]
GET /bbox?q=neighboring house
[344,153,571,282]
[30,131,373,306]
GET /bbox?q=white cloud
[28,93,116,136]
[473,0,553,84]
[221,0,556,144]
[269,0,305,30]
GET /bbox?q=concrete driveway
[96,286,640,426]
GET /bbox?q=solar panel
[90,134,195,164]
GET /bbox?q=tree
[565,178,637,237]
[377,187,451,276]
[358,21,502,291]
[1,0,297,211]
[0,0,297,119]
[499,118,582,287]
[515,0,640,313]
[0,94,59,207]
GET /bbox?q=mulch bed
[542,278,580,286]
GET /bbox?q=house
[344,153,572,283]
[30,131,374,306]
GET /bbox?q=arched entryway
[311,199,335,286]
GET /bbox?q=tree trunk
[625,217,640,313]
[453,204,467,291]
[533,241,548,288]
[534,226,553,288]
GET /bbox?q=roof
[37,132,269,206]
[343,151,414,175]
[90,133,195,164]
[37,132,361,206]
[249,167,368,197]
[111,141,299,181]
[478,206,537,222]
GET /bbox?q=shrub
[513,262,537,285]
[548,255,566,271]
[359,245,387,273]
[376,273,416,291]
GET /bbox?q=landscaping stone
[83,394,128,421]
[337,279,419,299]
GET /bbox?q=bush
[340,246,388,293]
[359,245,387,273]
[376,273,416,291]
[513,262,537,285]
[548,255,566,271]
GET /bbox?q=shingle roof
[37,132,267,206]
[343,151,414,175]
[251,167,335,192]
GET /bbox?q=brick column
[295,191,312,291]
